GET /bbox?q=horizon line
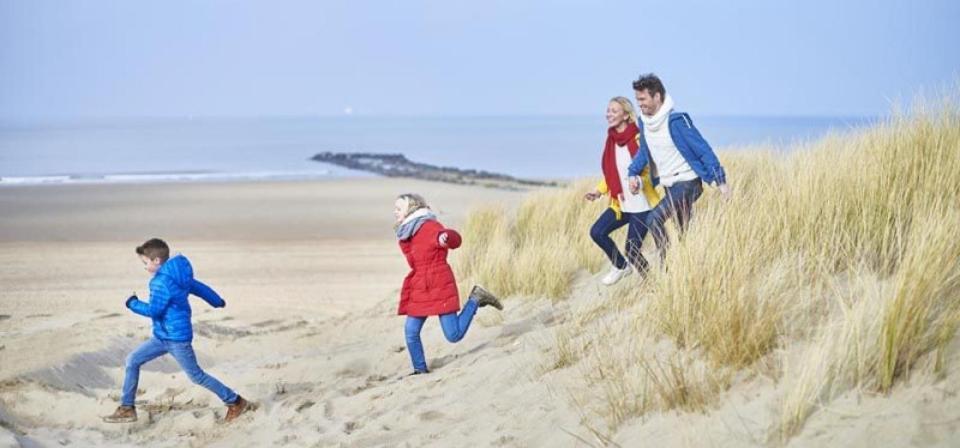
[0,112,884,123]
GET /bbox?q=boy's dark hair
[136,238,170,261]
[632,73,666,101]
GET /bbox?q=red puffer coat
[398,219,464,317]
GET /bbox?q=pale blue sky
[1,0,958,119]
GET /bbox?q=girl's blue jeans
[404,297,479,372]
[590,208,651,272]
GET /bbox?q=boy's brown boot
[224,396,252,422]
[103,405,137,423]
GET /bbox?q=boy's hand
[629,176,641,194]
[438,232,449,248]
[584,190,602,201]
[125,293,138,308]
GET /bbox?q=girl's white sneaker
[601,265,633,286]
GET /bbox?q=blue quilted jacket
[627,112,727,186]
[126,254,225,342]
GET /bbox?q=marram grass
[454,103,960,438]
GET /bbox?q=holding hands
[628,176,641,195]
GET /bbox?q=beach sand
[0,178,545,446]
[1,179,958,447]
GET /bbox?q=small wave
[0,169,340,187]
[0,175,75,185]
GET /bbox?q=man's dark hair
[632,73,666,101]
[136,238,170,261]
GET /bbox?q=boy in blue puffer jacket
[103,238,251,423]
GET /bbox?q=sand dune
[1,178,958,447]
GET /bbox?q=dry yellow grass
[455,102,960,440]
[455,179,609,300]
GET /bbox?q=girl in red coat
[394,193,503,375]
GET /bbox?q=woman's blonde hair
[397,193,429,219]
[609,96,637,124]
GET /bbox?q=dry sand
[1,178,958,447]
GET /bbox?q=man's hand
[629,176,641,194]
[584,190,602,201]
[718,183,732,199]
[439,232,449,248]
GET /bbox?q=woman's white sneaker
[601,265,632,285]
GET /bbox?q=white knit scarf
[640,94,675,132]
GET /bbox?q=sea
[0,115,877,186]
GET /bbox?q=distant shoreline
[0,170,350,187]
[1,116,881,186]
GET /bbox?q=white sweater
[615,145,652,213]
[641,95,698,187]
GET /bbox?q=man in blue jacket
[103,238,251,423]
[628,73,730,261]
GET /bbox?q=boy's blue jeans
[590,208,651,272]
[121,338,238,406]
[404,297,479,372]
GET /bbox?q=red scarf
[601,122,640,201]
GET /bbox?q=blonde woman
[584,97,661,285]
[393,193,502,375]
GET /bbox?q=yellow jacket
[596,164,661,220]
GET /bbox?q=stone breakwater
[311,152,561,190]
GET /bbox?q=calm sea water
[0,115,876,185]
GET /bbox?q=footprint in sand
[343,421,360,434]
[418,410,445,421]
[192,322,253,340]
[295,400,315,413]
[335,359,370,379]
[323,401,334,419]
[251,319,283,328]
[341,374,389,396]
[249,319,308,335]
